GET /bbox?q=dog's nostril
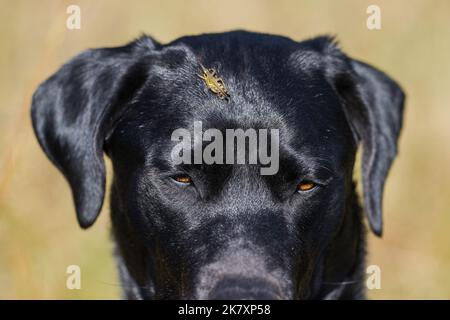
[208,276,282,300]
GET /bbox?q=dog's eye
[172,175,192,186]
[297,181,317,192]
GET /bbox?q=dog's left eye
[297,181,317,192]
[171,175,192,186]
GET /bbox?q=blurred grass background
[0,0,449,299]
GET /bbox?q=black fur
[31,31,405,299]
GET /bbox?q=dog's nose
[208,276,283,300]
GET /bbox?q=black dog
[31,31,404,299]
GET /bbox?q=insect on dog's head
[31,32,404,299]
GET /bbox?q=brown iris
[173,176,192,184]
[297,181,316,192]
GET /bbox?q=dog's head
[31,31,404,299]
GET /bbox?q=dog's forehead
[141,32,348,129]
[115,32,354,157]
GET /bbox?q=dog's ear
[301,36,405,236]
[343,59,405,236]
[31,36,158,228]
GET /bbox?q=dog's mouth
[205,276,286,300]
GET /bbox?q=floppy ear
[300,36,405,236]
[345,60,405,236]
[31,36,158,228]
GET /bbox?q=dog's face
[31,31,404,299]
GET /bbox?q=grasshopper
[198,64,230,101]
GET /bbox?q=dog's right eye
[171,175,193,186]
